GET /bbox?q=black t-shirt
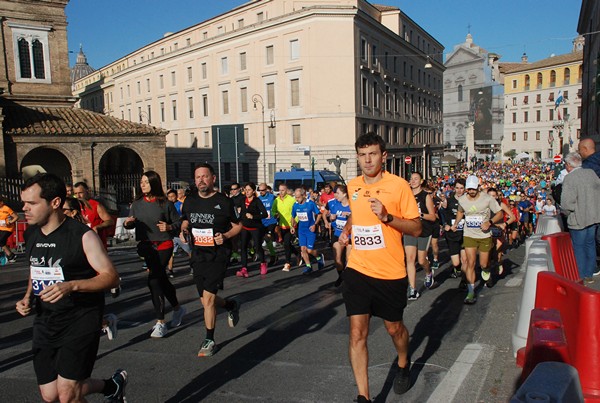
[182,192,239,257]
[26,218,104,347]
[414,190,433,237]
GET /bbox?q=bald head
[578,138,596,159]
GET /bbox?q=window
[523,131,528,141]
[239,52,247,70]
[190,133,196,148]
[512,79,517,89]
[159,75,164,89]
[563,90,569,100]
[240,87,248,112]
[257,12,264,22]
[203,131,210,147]
[201,62,207,79]
[266,45,274,65]
[172,100,177,120]
[290,39,299,60]
[268,126,276,145]
[238,18,244,28]
[146,78,151,92]
[202,31,208,40]
[536,110,541,122]
[147,105,152,123]
[360,38,367,61]
[244,128,249,144]
[138,107,142,122]
[373,81,379,109]
[12,24,51,82]
[362,77,368,106]
[222,90,229,114]
[536,72,542,89]
[536,94,541,103]
[564,68,570,85]
[160,102,165,122]
[548,92,554,102]
[372,45,378,67]
[221,57,228,74]
[202,94,208,116]
[512,97,517,106]
[458,85,463,102]
[549,109,554,120]
[563,107,568,119]
[385,85,391,111]
[524,111,528,122]
[187,66,193,83]
[173,133,178,147]
[524,74,530,89]
[188,96,194,118]
[267,82,275,108]
[523,96,528,105]
[290,78,300,107]
[512,112,517,123]
[578,106,582,119]
[292,124,301,144]
[186,38,191,46]
[536,131,540,140]
[217,26,224,35]
[550,70,556,87]
[171,71,176,86]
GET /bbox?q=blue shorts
[298,230,317,249]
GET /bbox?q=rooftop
[501,51,583,74]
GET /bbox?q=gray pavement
[0,239,531,402]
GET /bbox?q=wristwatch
[382,214,394,224]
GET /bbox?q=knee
[387,323,408,339]
[40,388,58,403]
[56,383,80,403]
[349,327,368,347]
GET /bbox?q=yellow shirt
[347,172,419,280]
[0,205,15,232]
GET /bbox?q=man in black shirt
[15,173,127,402]
[181,163,242,357]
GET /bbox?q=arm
[451,210,465,231]
[215,222,242,245]
[94,202,115,231]
[422,194,437,222]
[255,198,268,220]
[38,231,119,303]
[8,211,19,225]
[368,197,422,237]
[16,275,34,316]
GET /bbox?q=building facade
[72,0,445,185]
[578,0,600,142]
[443,33,504,162]
[502,41,583,160]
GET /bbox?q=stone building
[0,0,167,209]
[577,0,600,142]
[72,0,445,184]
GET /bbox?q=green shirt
[272,194,296,228]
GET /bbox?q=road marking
[504,276,523,287]
[427,343,483,403]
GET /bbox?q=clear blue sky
[66,0,582,69]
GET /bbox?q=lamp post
[269,109,276,177]
[252,94,267,183]
[406,125,441,179]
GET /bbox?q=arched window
[458,84,463,102]
[17,37,31,78]
[550,70,556,87]
[537,72,543,89]
[32,39,45,79]
[564,68,570,85]
[524,74,530,89]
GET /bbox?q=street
[0,240,526,402]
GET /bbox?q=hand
[39,282,73,304]
[450,225,457,232]
[309,225,315,233]
[245,213,253,219]
[368,198,387,221]
[214,232,225,245]
[16,296,31,316]
[157,221,171,232]
[481,220,492,231]
[124,216,136,225]
[339,231,349,246]
[290,226,296,235]
[444,224,451,232]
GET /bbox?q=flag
[569,136,574,147]
[555,90,564,109]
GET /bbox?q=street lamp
[252,94,266,183]
[406,125,442,178]
[269,109,276,175]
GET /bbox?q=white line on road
[504,276,523,287]
[426,343,483,403]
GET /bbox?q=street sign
[431,156,441,167]
[404,155,412,164]
[553,155,562,164]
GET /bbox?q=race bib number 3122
[31,266,65,296]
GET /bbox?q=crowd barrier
[6,220,26,253]
[541,232,581,282]
[535,215,563,236]
[511,362,584,403]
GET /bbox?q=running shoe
[464,292,477,305]
[302,266,313,275]
[110,284,121,298]
[450,268,461,278]
[260,262,268,275]
[356,395,372,403]
[170,306,187,328]
[104,369,127,402]
[459,279,467,290]
[593,267,600,277]
[498,263,504,276]
[103,313,118,341]
[227,299,240,328]
[236,267,249,278]
[481,268,491,282]
[431,259,439,270]
[334,273,344,288]
[424,271,435,289]
[198,339,216,357]
[317,254,325,270]
[150,322,167,338]
[282,263,291,272]
[7,253,16,263]
[408,288,420,301]
[393,364,411,395]
[268,255,278,267]
[167,269,174,278]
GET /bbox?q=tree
[504,149,517,159]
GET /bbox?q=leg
[464,247,477,285]
[384,320,410,368]
[201,290,218,331]
[240,229,250,268]
[251,228,265,263]
[157,248,180,309]
[282,228,293,263]
[349,314,371,400]
[333,241,344,272]
[417,249,431,275]
[404,245,417,289]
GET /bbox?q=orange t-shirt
[347,172,419,280]
[0,205,15,232]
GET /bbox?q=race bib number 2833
[352,224,386,250]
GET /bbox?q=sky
[66,0,583,69]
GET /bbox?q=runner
[327,185,352,287]
[236,182,268,278]
[486,187,516,276]
[338,133,421,401]
[440,178,467,281]
[166,189,191,277]
[272,183,300,272]
[180,163,242,357]
[451,175,503,304]
[404,172,436,300]
[291,187,325,274]
[73,182,115,248]
[0,196,19,263]
[257,183,279,267]
[16,173,127,402]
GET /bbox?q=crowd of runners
[12,134,600,402]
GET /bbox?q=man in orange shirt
[339,133,421,402]
[0,197,19,262]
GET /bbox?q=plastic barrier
[511,362,584,403]
[113,217,135,242]
[524,234,543,261]
[6,220,26,253]
[535,272,600,399]
[535,215,564,235]
[541,232,581,282]
[512,240,554,357]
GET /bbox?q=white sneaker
[103,313,118,340]
[151,322,167,338]
[282,263,291,272]
[170,306,187,328]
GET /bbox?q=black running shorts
[342,268,408,322]
[191,249,230,295]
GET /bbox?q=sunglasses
[258,188,267,191]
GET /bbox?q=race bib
[352,224,386,250]
[335,219,347,231]
[0,219,6,226]
[192,228,214,247]
[297,212,309,222]
[31,265,65,296]
[451,218,465,230]
[465,215,484,228]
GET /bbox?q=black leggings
[240,227,265,267]
[145,247,179,320]
[281,227,299,264]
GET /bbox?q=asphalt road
[0,239,528,402]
